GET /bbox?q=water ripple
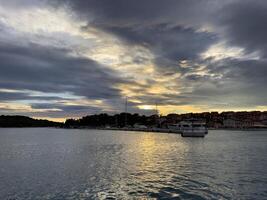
[1,129,267,199]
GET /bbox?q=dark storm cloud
[0,91,63,101]
[52,0,218,73]
[55,0,267,63]
[183,58,267,106]
[98,23,216,73]
[218,0,267,57]
[0,92,33,101]
[31,103,102,113]
[52,0,213,24]
[0,42,124,99]
[214,59,267,93]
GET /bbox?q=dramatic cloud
[0,42,124,98]
[0,0,266,120]
[217,0,267,57]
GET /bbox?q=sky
[0,0,267,122]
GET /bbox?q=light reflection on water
[0,128,267,199]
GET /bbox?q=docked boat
[168,120,208,137]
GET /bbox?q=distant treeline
[0,115,62,127]
[65,113,158,128]
[1,111,266,128]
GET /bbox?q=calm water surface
[0,128,267,199]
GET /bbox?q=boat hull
[181,132,206,137]
[181,130,207,137]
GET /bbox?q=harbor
[100,119,208,137]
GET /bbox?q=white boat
[168,120,208,137]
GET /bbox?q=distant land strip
[1,111,267,129]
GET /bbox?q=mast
[155,101,159,116]
[125,96,128,127]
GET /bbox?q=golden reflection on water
[133,133,189,180]
[96,132,190,199]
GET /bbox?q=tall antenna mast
[125,96,128,127]
[155,101,159,116]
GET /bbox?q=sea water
[0,128,267,199]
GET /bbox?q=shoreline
[1,127,267,133]
[64,127,267,133]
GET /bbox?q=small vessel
[168,119,208,137]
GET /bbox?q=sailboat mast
[125,96,128,127]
